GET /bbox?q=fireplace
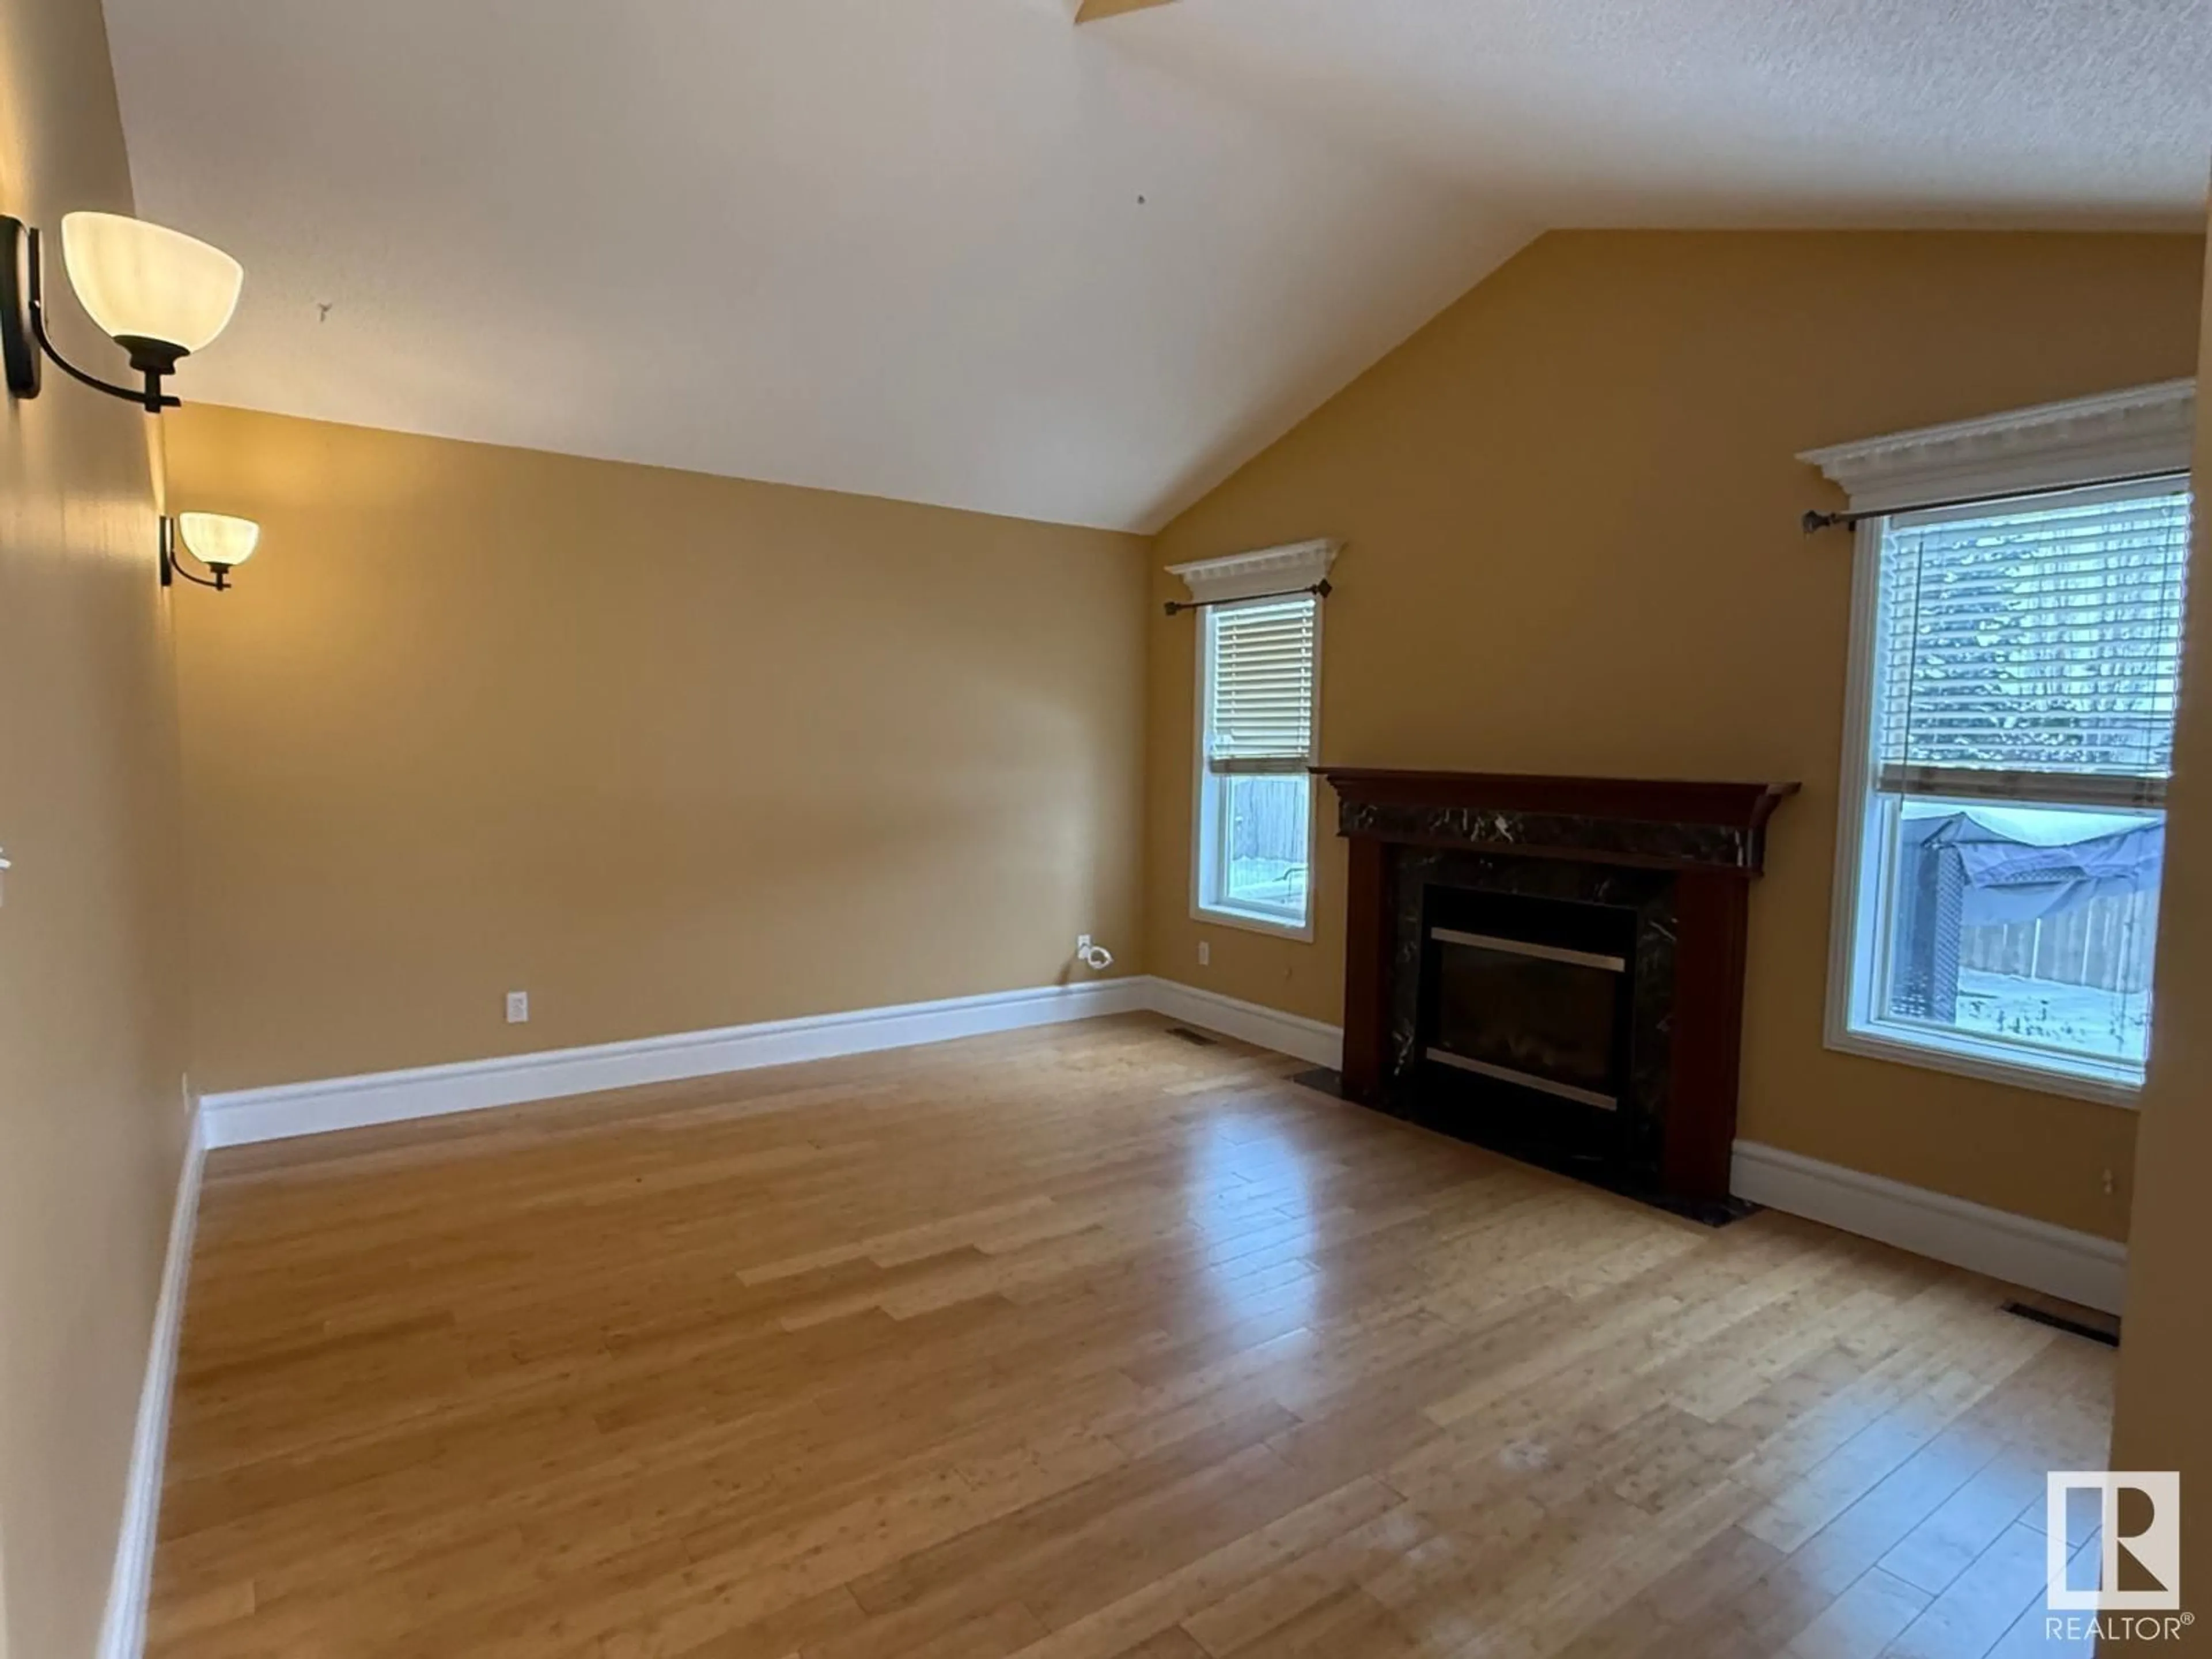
[1423,889,1635,1111]
[1320,769,1797,1211]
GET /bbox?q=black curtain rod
[1801,468,2187,535]
[1163,578,1332,618]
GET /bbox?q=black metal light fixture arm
[22,226,178,412]
[26,229,179,414]
[159,518,230,591]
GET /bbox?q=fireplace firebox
[1319,769,1797,1214]
[1422,889,1637,1113]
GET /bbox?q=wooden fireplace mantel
[1318,768,1800,877]
[1316,767,1798,1203]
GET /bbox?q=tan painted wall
[1146,230,2205,1240]
[165,407,1149,1093]
[0,0,194,1650]
[2107,212,2212,1645]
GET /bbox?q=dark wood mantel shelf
[1316,767,1800,1206]
[1317,768,1800,877]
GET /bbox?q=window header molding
[1799,379,2195,516]
[1168,538,1339,607]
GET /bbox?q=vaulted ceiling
[103,0,2211,532]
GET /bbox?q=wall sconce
[161,513,259,592]
[2,211,243,412]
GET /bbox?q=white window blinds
[1206,596,1318,774]
[1873,482,2192,809]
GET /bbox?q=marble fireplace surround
[1318,769,1798,1204]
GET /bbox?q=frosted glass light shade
[60,213,242,355]
[179,513,259,569]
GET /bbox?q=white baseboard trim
[1146,978,1344,1070]
[1731,1139,2127,1316]
[197,976,1348,1150]
[200,978,1156,1149]
[99,1108,206,1659]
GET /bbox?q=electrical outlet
[180,1073,194,1113]
[1077,934,1093,954]
[506,990,529,1025]
[1197,940,1210,967]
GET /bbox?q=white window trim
[1176,540,1338,942]
[1803,378,2194,1109]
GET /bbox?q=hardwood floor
[147,1016,2112,1658]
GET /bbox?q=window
[1810,382,2196,1102]
[1832,471,2192,1097]
[1172,539,1335,937]
[1195,593,1320,933]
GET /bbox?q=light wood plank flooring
[147,1016,2113,1658]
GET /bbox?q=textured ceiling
[1118,0,2212,227]
[101,0,2211,532]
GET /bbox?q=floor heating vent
[1164,1027,1219,1047]
[2001,1301,2119,1348]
